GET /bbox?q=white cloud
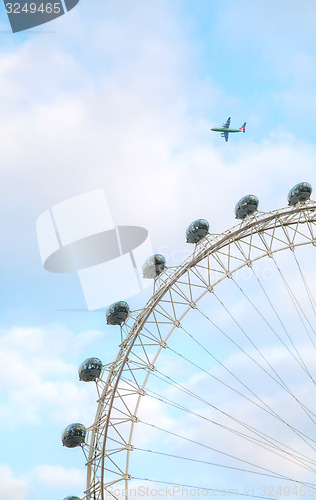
[0,465,28,500]
[33,464,85,489]
[1,0,316,279]
[0,325,103,425]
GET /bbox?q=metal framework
[81,201,316,500]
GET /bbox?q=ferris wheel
[62,182,316,500]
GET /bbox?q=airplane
[211,117,246,142]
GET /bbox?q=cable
[137,420,316,488]
[134,448,316,487]
[139,387,316,472]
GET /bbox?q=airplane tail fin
[239,122,246,133]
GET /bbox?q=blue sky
[1,1,316,499]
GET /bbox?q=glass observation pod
[63,497,81,500]
[78,357,103,382]
[235,195,259,219]
[186,219,209,244]
[106,301,130,325]
[142,254,166,279]
[62,423,86,448]
[288,182,312,206]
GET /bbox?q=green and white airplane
[211,117,246,142]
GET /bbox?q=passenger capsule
[106,301,130,325]
[78,357,102,382]
[186,219,209,244]
[62,423,86,448]
[142,254,166,279]
[235,195,259,219]
[63,497,81,500]
[288,182,312,206]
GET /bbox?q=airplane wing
[222,117,231,129]
[224,131,229,142]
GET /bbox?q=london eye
[63,182,316,500]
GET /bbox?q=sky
[1,1,316,499]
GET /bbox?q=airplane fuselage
[211,127,243,133]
